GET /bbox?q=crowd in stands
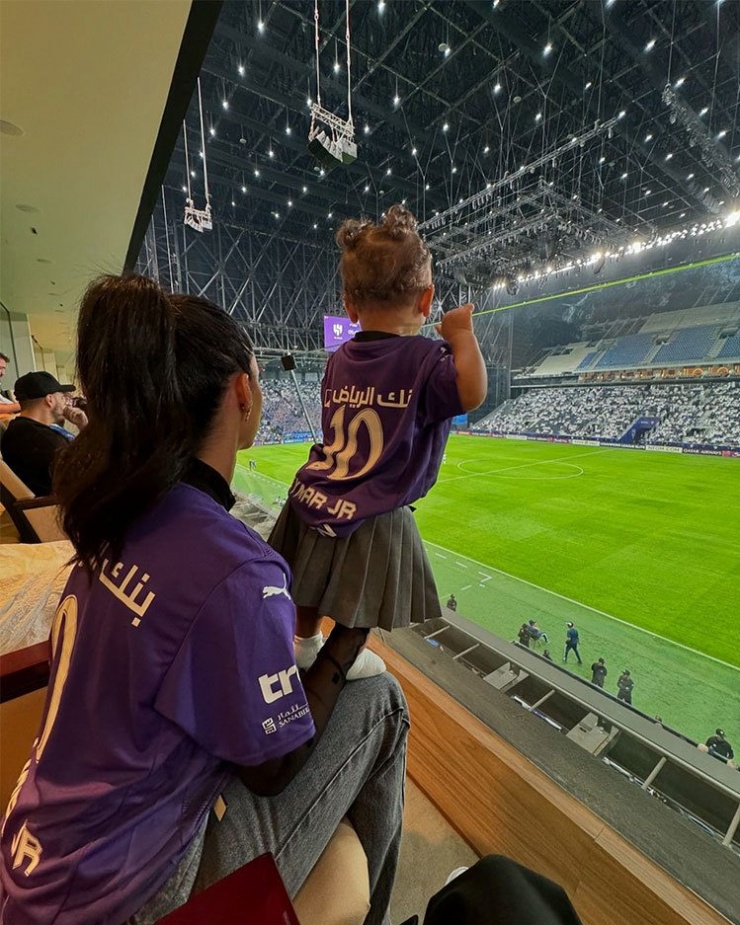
[646,382,740,447]
[256,378,321,444]
[476,382,740,448]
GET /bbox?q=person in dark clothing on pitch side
[563,622,582,665]
[590,658,607,688]
[517,623,531,648]
[446,594,458,612]
[616,670,634,705]
[706,729,734,762]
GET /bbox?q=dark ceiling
[148,0,740,348]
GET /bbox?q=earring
[239,403,247,412]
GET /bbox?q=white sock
[294,633,325,670]
[294,632,386,680]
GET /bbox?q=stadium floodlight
[308,0,357,172]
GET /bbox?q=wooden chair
[0,460,66,543]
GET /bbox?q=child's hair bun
[383,203,418,239]
[336,218,373,250]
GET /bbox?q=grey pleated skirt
[268,503,442,630]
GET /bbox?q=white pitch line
[428,540,740,672]
[438,448,610,484]
[461,584,472,591]
[480,575,492,584]
[235,460,737,672]
[234,464,288,488]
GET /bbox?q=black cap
[566,621,574,628]
[716,729,725,737]
[15,371,75,401]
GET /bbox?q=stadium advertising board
[471,430,739,457]
[323,315,361,352]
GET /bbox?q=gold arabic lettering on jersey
[99,559,156,626]
[322,386,412,410]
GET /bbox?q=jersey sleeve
[419,343,465,425]
[154,557,315,767]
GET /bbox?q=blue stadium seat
[716,333,740,361]
[652,325,718,364]
[594,334,653,369]
[575,351,598,371]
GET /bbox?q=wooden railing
[372,638,731,925]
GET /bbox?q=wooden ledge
[0,641,52,702]
[370,637,730,925]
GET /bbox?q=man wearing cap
[706,729,734,762]
[563,622,582,665]
[0,371,87,496]
[0,352,21,418]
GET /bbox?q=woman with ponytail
[0,275,408,925]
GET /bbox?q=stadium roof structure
[140,0,740,350]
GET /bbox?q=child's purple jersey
[0,481,314,925]
[289,333,463,536]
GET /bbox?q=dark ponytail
[54,275,253,574]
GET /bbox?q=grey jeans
[132,673,409,925]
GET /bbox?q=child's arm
[435,303,488,411]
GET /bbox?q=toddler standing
[269,204,487,677]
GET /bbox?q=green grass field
[235,437,740,747]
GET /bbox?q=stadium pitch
[235,436,740,748]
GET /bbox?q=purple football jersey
[288,334,463,536]
[0,484,314,925]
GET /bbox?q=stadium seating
[593,334,654,369]
[523,304,740,379]
[257,379,321,444]
[651,325,718,364]
[476,382,740,447]
[716,332,740,360]
[575,350,598,371]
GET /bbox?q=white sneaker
[344,646,386,680]
[294,632,386,680]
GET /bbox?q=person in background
[590,658,607,688]
[0,371,87,495]
[446,593,458,612]
[616,669,634,705]
[706,729,734,762]
[563,622,582,665]
[527,619,548,644]
[542,649,553,662]
[269,204,487,678]
[0,351,21,417]
[0,275,408,925]
[517,623,531,647]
